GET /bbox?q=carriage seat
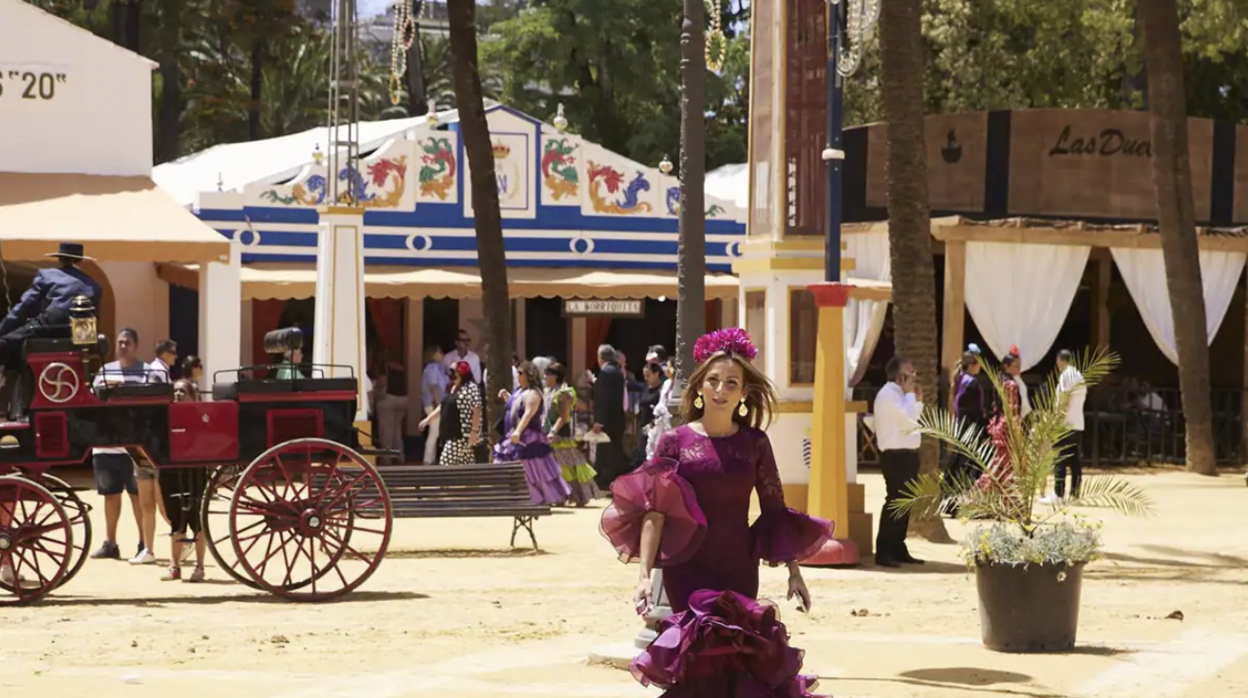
[25,333,108,357]
[96,382,176,401]
[211,377,359,401]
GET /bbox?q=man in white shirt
[149,339,177,383]
[442,329,482,383]
[1054,349,1087,499]
[870,356,925,568]
[89,328,147,562]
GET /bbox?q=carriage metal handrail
[212,362,358,383]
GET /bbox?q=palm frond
[1065,476,1155,517]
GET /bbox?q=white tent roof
[153,109,460,208]
[706,163,748,209]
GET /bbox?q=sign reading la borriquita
[563,299,644,317]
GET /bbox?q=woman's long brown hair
[678,353,778,430]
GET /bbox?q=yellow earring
[737,399,748,417]
[694,393,704,409]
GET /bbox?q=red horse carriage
[0,309,394,605]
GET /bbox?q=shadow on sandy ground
[33,589,429,608]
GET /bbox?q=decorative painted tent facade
[191,106,746,272]
[164,105,747,434]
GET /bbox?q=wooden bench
[373,462,550,550]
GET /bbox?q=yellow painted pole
[803,283,859,566]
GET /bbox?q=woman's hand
[498,389,510,402]
[786,567,812,612]
[509,432,521,444]
[633,576,654,615]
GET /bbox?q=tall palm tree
[447,0,513,436]
[1136,0,1217,476]
[878,0,949,539]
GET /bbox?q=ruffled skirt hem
[631,589,824,698]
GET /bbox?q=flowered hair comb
[1009,344,1021,356]
[454,361,472,376]
[967,342,982,354]
[693,328,759,364]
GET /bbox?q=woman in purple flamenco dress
[494,361,572,506]
[600,329,832,698]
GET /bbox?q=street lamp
[804,0,880,567]
[823,0,880,281]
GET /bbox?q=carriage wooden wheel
[0,475,73,605]
[227,438,392,602]
[201,465,261,590]
[31,473,92,591]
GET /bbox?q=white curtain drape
[844,231,891,386]
[964,241,1091,372]
[1111,248,1246,364]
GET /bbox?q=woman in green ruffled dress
[543,362,596,506]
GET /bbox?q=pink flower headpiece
[693,328,759,364]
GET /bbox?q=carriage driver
[0,242,102,421]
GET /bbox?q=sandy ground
[2,467,1247,698]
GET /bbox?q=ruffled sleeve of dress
[749,430,833,565]
[599,429,707,567]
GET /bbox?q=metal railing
[852,384,1246,467]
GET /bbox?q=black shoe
[91,541,120,560]
[899,554,926,565]
[874,556,901,568]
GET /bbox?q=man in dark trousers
[0,242,102,420]
[591,343,628,490]
[870,355,926,568]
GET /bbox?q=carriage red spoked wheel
[0,475,73,605]
[201,466,261,590]
[33,474,92,591]
[228,438,392,601]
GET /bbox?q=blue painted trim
[240,252,735,273]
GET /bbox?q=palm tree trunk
[878,0,950,540]
[447,0,513,438]
[249,38,266,141]
[407,26,428,116]
[1137,0,1218,475]
[156,1,183,164]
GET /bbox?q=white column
[198,242,242,393]
[405,297,424,433]
[240,299,254,367]
[313,207,369,422]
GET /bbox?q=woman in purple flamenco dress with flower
[600,329,832,698]
[494,361,572,506]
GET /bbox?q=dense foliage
[26,0,1248,167]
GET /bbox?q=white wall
[0,0,154,176]
[98,262,170,355]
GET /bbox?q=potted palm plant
[894,347,1153,653]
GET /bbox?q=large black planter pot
[976,561,1086,652]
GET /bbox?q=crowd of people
[398,329,678,508]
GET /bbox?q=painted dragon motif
[541,138,579,201]
[418,136,456,200]
[588,161,652,215]
[259,157,408,209]
[664,185,726,218]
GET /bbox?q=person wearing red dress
[600,329,831,698]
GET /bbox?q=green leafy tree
[481,0,750,171]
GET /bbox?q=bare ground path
[2,469,1246,698]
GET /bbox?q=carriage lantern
[69,295,97,346]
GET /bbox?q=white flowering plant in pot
[892,347,1154,568]
[890,347,1153,651]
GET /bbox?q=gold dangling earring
[737,398,749,417]
[694,393,704,410]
